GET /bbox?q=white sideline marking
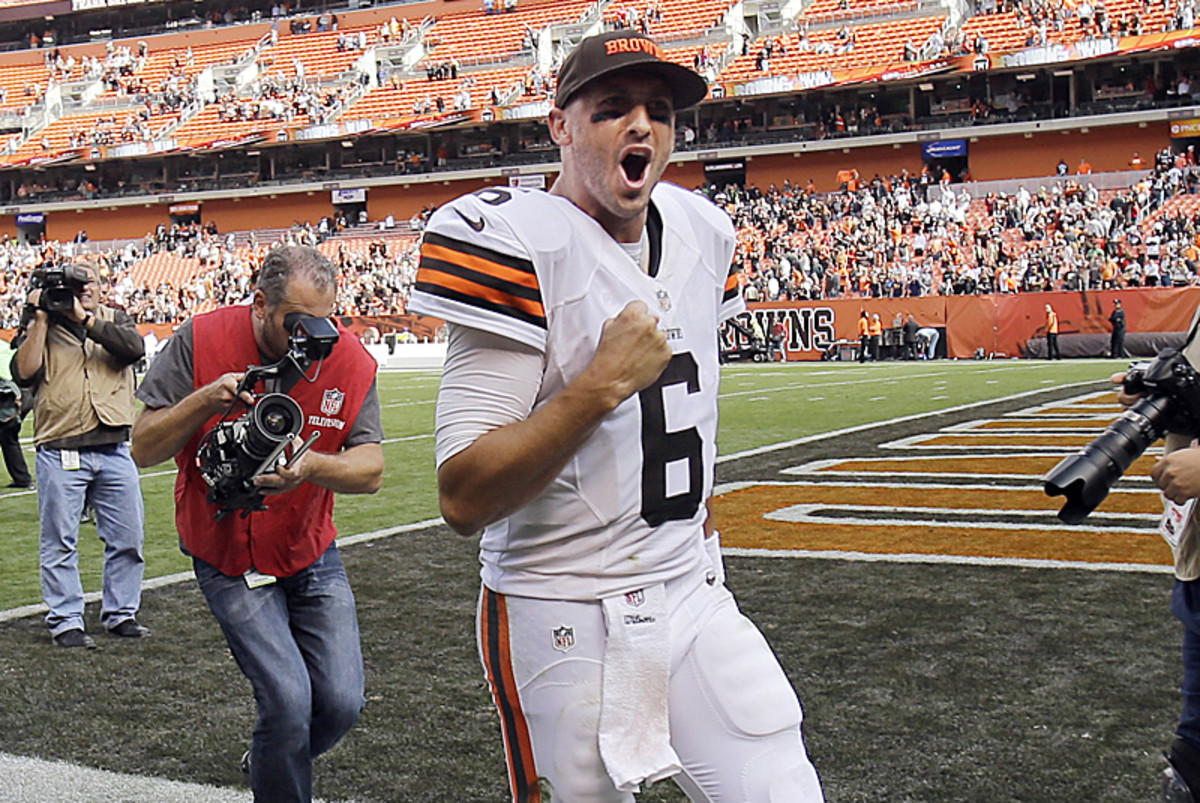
[0,518,444,624]
[722,477,1160,493]
[721,547,1173,574]
[717,380,1104,463]
[0,752,263,803]
[777,452,1164,480]
[0,436,433,502]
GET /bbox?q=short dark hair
[257,246,337,308]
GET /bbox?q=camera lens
[1044,394,1173,523]
[262,409,290,436]
[246,394,304,457]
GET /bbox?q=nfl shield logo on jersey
[656,288,672,312]
[320,388,345,416]
[552,625,575,653]
[625,589,645,607]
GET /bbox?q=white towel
[598,584,681,793]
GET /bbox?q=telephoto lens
[1044,394,1173,523]
[1046,348,1200,522]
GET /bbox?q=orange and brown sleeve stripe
[723,265,741,303]
[480,587,540,803]
[417,232,546,329]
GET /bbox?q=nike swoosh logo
[455,209,485,232]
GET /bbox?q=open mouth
[621,152,650,184]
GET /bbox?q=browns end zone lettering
[751,309,836,352]
[605,38,664,58]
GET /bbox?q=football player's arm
[436,302,671,536]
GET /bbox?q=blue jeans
[37,443,145,636]
[1175,580,1200,749]
[194,544,364,803]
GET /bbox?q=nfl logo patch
[656,288,672,312]
[552,625,575,653]
[320,388,345,416]
[625,590,645,607]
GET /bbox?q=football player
[408,29,824,802]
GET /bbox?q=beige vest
[1167,306,1200,579]
[32,305,136,447]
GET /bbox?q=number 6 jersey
[409,183,744,600]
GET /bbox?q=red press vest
[175,305,376,577]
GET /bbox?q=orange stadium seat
[719,15,947,87]
[129,249,204,288]
[257,23,380,82]
[419,0,592,65]
[603,0,736,40]
[341,65,530,126]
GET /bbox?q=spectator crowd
[711,146,1200,302]
[2,153,1200,335]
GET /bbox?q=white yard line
[721,547,1173,574]
[717,380,1104,463]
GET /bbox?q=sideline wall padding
[746,287,1200,360]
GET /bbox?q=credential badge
[552,625,576,653]
[321,388,345,416]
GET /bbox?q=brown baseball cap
[554,29,709,111]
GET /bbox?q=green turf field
[1,357,1175,802]
[0,359,1118,611]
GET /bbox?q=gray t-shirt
[137,318,384,447]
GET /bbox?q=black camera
[195,314,340,520]
[1044,348,1200,523]
[30,264,91,313]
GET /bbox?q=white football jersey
[410,183,744,600]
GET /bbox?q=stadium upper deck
[0,0,1190,165]
[0,0,1189,236]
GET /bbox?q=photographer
[12,260,147,649]
[131,246,383,803]
[1114,317,1200,799]
[0,332,31,489]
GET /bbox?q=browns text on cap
[554,29,709,111]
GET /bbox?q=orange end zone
[974,419,1113,430]
[919,434,1106,447]
[715,484,1171,566]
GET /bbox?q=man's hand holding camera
[254,435,314,496]
[201,372,256,416]
[1113,371,1200,505]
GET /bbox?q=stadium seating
[720,15,948,85]
[341,65,530,127]
[420,0,592,65]
[603,0,735,40]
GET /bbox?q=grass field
[0,357,1181,801]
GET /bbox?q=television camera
[30,264,92,314]
[1044,348,1200,524]
[195,313,340,520]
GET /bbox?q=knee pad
[766,751,824,803]
[691,605,802,738]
